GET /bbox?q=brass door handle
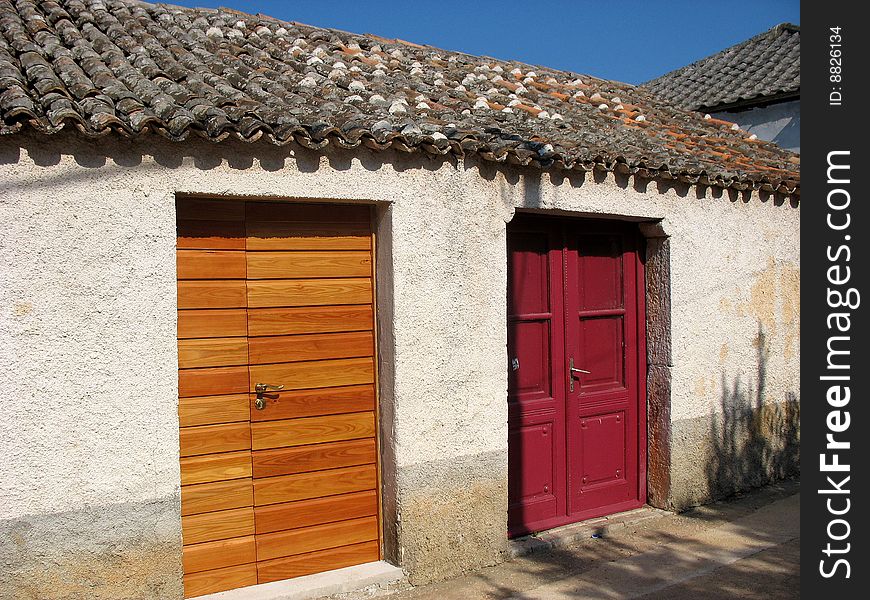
[255,383,284,393]
[255,383,284,410]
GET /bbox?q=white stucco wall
[0,130,799,592]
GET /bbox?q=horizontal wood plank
[178,338,248,369]
[253,438,376,478]
[178,280,247,309]
[182,479,253,517]
[182,507,255,546]
[257,540,379,584]
[253,464,377,506]
[251,412,375,451]
[246,251,371,280]
[179,394,250,428]
[177,199,245,222]
[249,358,373,392]
[183,563,257,599]
[251,385,376,422]
[246,202,370,223]
[255,490,378,534]
[248,332,373,365]
[247,279,372,308]
[177,220,246,250]
[177,250,246,280]
[182,535,256,574]
[247,306,372,337]
[180,422,251,458]
[180,451,252,486]
[256,516,378,562]
[178,366,249,398]
[178,309,248,339]
[247,221,371,251]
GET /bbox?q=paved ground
[375,480,800,600]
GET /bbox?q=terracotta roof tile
[0,0,799,196]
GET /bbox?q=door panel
[180,452,252,486]
[183,564,258,599]
[181,507,256,545]
[507,228,566,534]
[177,250,247,280]
[256,541,380,584]
[246,251,372,279]
[508,216,645,536]
[181,479,254,517]
[177,280,248,309]
[254,491,378,534]
[252,439,376,478]
[178,309,248,339]
[249,358,374,391]
[177,199,380,597]
[246,305,373,336]
[246,279,372,308]
[247,332,373,364]
[576,317,625,390]
[250,412,376,450]
[565,229,639,517]
[577,411,626,487]
[178,395,250,428]
[249,385,376,422]
[254,515,378,562]
[253,464,378,506]
[182,536,257,574]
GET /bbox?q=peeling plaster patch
[744,258,801,360]
[13,302,32,317]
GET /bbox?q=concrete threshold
[195,561,405,600]
[509,505,670,558]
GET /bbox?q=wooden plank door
[507,216,645,537]
[177,200,380,598]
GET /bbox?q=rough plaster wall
[0,130,799,594]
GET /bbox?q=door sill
[509,505,669,558]
[192,561,405,600]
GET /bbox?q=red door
[507,216,646,536]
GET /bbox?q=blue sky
[167,1,799,85]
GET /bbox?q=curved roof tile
[642,23,800,111]
[0,0,799,196]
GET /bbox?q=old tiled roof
[0,1,799,195]
[642,23,800,112]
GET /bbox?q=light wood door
[177,200,380,598]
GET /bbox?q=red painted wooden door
[507,216,646,537]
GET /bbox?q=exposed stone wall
[0,130,799,594]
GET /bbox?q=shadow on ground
[385,480,799,600]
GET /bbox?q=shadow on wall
[706,323,800,500]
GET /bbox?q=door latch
[254,383,284,410]
[568,358,590,392]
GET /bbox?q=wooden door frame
[506,212,651,534]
